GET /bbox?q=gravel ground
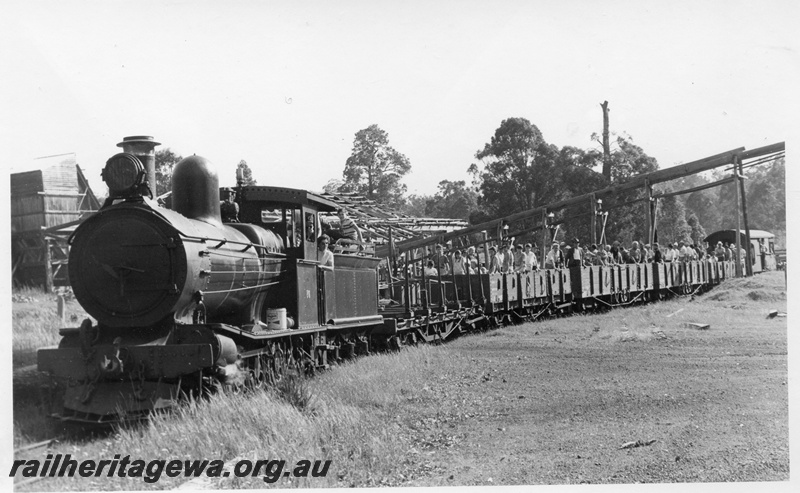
[390,273,789,486]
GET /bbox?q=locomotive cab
[235,186,381,329]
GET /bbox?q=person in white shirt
[451,250,466,274]
[316,235,334,269]
[678,241,689,262]
[545,242,562,269]
[524,243,538,271]
[424,260,438,277]
[664,243,675,262]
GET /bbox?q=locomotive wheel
[389,335,403,351]
[267,344,298,384]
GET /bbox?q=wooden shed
[10,153,101,290]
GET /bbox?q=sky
[1,0,797,199]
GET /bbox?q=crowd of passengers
[412,238,744,277]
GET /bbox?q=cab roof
[238,186,340,212]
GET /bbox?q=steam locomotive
[38,136,386,423]
[37,136,737,424]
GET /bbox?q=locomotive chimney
[117,136,161,198]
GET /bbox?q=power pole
[601,101,612,180]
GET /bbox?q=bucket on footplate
[265,308,287,330]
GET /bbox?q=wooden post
[57,294,66,325]
[737,155,753,276]
[387,226,395,298]
[420,248,428,310]
[541,211,549,269]
[43,237,54,293]
[403,251,411,314]
[465,258,473,305]
[450,260,459,309]
[590,194,597,245]
[482,231,490,271]
[651,198,659,244]
[733,158,743,277]
[645,179,653,245]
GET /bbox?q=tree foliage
[342,124,411,208]
[322,178,345,194]
[744,157,785,236]
[401,194,430,217]
[155,148,183,197]
[469,118,615,240]
[236,160,257,185]
[686,212,707,245]
[469,118,562,218]
[609,135,659,182]
[424,180,479,221]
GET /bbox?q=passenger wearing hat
[715,241,726,261]
[220,188,239,223]
[566,238,583,268]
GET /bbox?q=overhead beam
[738,141,784,161]
[652,176,735,200]
[394,146,748,252]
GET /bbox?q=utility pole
[733,158,743,277]
[601,101,612,180]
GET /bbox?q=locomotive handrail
[203,280,284,295]
[179,232,287,257]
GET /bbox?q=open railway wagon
[36,136,781,424]
[704,229,777,273]
[376,238,736,343]
[375,139,784,343]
